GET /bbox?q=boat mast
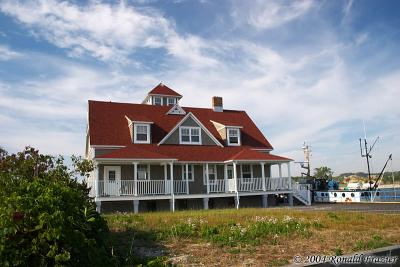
[359,137,379,190]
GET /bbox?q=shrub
[0,147,116,266]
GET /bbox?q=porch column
[224,164,228,193]
[169,162,175,212]
[262,195,268,208]
[233,162,238,193]
[93,162,99,198]
[278,163,282,189]
[261,162,266,191]
[205,163,210,194]
[288,193,294,206]
[95,201,101,213]
[163,163,168,194]
[185,164,189,195]
[233,161,239,209]
[133,162,138,196]
[203,197,209,210]
[287,162,292,190]
[133,200,139,214]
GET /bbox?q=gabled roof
[148,83,182,97]
[95,144,291,162]
[158,112,223,147]
[88,100,273,149]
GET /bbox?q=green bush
[0,147,116,266]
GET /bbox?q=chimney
[212,96,223,112]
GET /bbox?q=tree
[314,166,334,179]
[0,147,116,267]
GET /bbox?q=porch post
[278,163,282,189]
[93,162,99,198]
[224,164,228,193]
[233,161,239,209]
[185,164,189,194]
[163,163,168,194]
[287,162,292,190]
[169,162,175,212]
[95,201,101,213]
[261,162,266,191]
[133,200,139,214]
[205,163,210,194]
[233,162,238,193]
[133,162,138,196]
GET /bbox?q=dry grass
[105,208,400,266]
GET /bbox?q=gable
[162,116,218,146]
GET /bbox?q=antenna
[359,123,380,190]
[295,141,313,178]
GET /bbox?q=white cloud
[0,0,217,66]
[231,0,314,30]
[0,44,21,60]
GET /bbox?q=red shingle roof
[96,144,291,162]
[148,83,182,97]
[88,100,273,149]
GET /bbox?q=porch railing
[95,176,292,197]
[238,177,264,191]
[209,179,226,193]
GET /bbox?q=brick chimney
[212,96,223,112]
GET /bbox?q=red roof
[88,101,273,149]
[96,144,291,162]
[148,83,182,97]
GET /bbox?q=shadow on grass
[109,228,171,267]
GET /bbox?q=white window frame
[203,164,217,185]
[179,126,202,145]
[181,164,194,182]
[240,164,253,184]
[227,128,241,146]
[153,96,162,106]
[167,97,176,106]
[134,123,151,144]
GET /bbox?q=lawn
[105,208,400,266]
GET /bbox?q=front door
[104,166,121,196]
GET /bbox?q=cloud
[0,44,22,60]
[0,0,217,66]
[231,0,314,30]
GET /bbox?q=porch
[88,161,293,198]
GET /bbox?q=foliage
[314,166,334,179]
[354,234,391,251]
[0,147,116,267]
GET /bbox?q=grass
[105,208,400,266]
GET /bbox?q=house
[85,83,311,213]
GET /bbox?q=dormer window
[154,97,162,106]
[227,128,241,146]
[134,123,151,144]
[168,98,176,106]
[180,126,201,145]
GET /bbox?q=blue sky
[0,0,399,176]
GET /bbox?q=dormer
[142,83,182,106]
[126,116,153,144]
[211,120,243,146]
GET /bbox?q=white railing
[210,179,226,193]
[238,178,264,191]
[86,178,96,198]
[292,182,312,205]
[95,176,294,197]
[137,180,166,195]
[266,177,291,190]
[173,180,187,194]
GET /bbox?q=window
[168,98,176,106]
[241,164,252,178]
[180,126,201,144]
[227,128,240,146]
[134,123,150,144]
[203,165,217,185]
[181,165,194,182]
[154,97,162,106]
[137,165,149,180]
[108,170,116,181]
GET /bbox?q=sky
[0,0,399,176]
